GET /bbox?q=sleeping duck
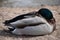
[3,8,56,35]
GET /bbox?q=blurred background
[0,0,60,7]
[0,0,60,40]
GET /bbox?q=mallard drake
[3,8,56,35]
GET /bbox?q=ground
[0,6,60,40]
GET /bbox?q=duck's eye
[38,8,53,20]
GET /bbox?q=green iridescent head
[38,8,53,20]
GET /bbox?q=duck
[3,8,56,36]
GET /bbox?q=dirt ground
[0,6,60,40]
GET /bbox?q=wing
[3,11,37,26]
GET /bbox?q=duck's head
[37,8,56,24]
[38,8,53,20]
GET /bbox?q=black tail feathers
[3,20,10,26]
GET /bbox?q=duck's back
[10,16,46,28]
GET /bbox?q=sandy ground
[0,6,60,40]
